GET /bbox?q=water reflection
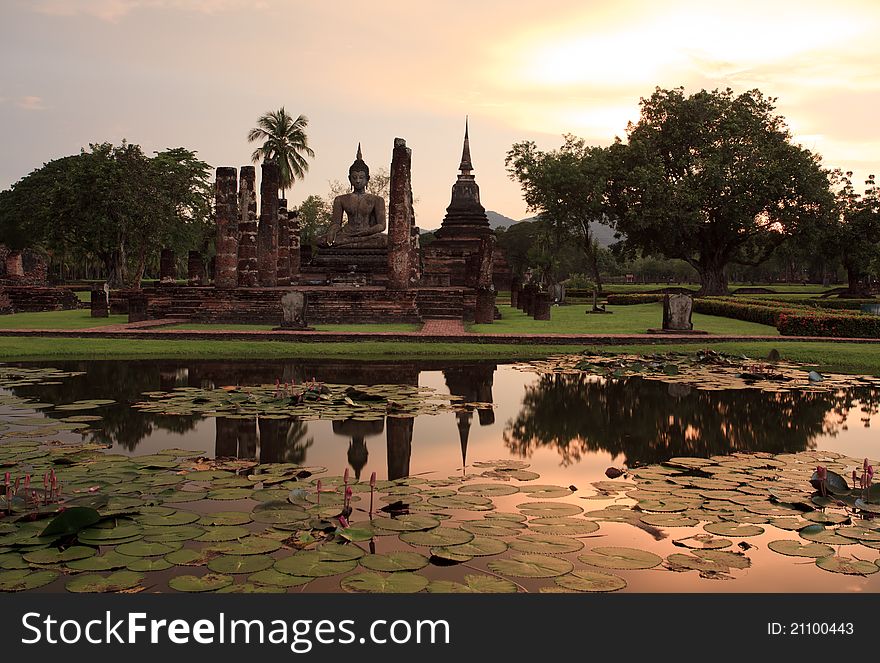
[3,360,879,479]
[504,373,880,467]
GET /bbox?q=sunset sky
[1,0,878,229]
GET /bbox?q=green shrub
[777,311,880,338]
[606,294,664,305]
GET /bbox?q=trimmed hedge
[692,299,797,326]
[777,311,880,338]
[606,294,665,305]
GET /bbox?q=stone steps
[416,290,464,320]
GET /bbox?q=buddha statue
[318,145,387,248]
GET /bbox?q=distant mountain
[518,216,620,247]
[486,210,518,229]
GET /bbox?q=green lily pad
[66,551,131,571]
[23,546,96,564]
[704,522,764,537]
[370,515,441,532]
[216,583,286,593]
[528,518,599,537]
[142,525,206,543]
[639,513,700,527]
[207,554,275,575]
[427,575,518,593]
[164,549,215,567]
[137,511,200,527]
[578,547,662,570]
[799,525,855,545]
[198,511,253,526]
[274,552,358,577]
[360,551,430,572]
[509,534,584,555]
[555,570,627,592]
[517,502,583,517]
[40,507,101,538]
[169,573,234,592]
[341,571,429,593]
[399,527,474,547]
[210,537,282,555]
[458,484,519,497]
[459,521,520,537]
[195,526,251,542]
[66,571,144,593]
[116,541,182,557]
[248,569,312,588]
[207,488,254,500]
[768,540,835,558]
[428,495,494,510]
[126,558,173,572]
[433,537,509,558]
[673,534,732,550]
[0,569,59,591]
[816,556,878,575]
[488,553,573,578]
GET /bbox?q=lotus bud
[370,472,377,488]
[853,470,859,488]
[344,485,353,509]
[868,465,875,488]
[14,477,20,492]
[3,472,9,487]
[344,468,350,486]
[338,515,350,529]
[866,458,871,473]
[24,474,30,489]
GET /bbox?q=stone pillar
[533,291,551,320]
[237,166,258,287]
[90,284,109,318]
[276,198,290,286]
[521,284,534,315]
[510,280,520,308]
[159,249,176,285]
[128,293,149,323]
[4,252,23,280]
[386,416,413,481]
[410,225,422,285]
[474,235,495,324]
[388,138,414,290]
[289,211,302,280]
[187,250,206,286]
[214,166,238,289]
[257,161,280,287]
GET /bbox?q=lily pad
[433,537,509,558]
[399,527,474,547]
[126,558,173,572]
[169,573,234,592]
[66,571,144,593]
[274,552,358,577]
[23,546,96,564]
[554,569,627,592]
[488,553,573,578]
[0,569,59,591]
[427,575,518,593]
[704,522,764,537]
[369,515,441,532]
[248,569,312,587]
[816,556,878,575]
[768,540,835,558]
[360,551,430,572]
[207,554,275,575]
[210,537,282,555]
[509,534,584,555]
[341,571,429,593]
[116,541,182,557]
[578,547,662,570]
[517,502,583,517]
[458,484,519,497]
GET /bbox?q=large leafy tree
[505,136,610,289]
[0,142,212,287]
[828,171,880,296]
[605,87,835,295]
[247,108,315,195]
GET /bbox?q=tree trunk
[130,242,147,290]
[106,245,127,289]
[583,236,603,294]
[697,255,729,296]
[845,266,870,297]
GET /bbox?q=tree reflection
[504,374,880,467]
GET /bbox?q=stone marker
[533,291,551,321]
[159,248,176,285]
[90,283,109,318]
[663,293,694,330]
[128,293,149,323]
[278,291,309,329]
[214,166,239,289]
[257,161,280,287]
[388,138,415,290]
[237,166,258,287]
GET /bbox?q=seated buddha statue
[318,145,387,248]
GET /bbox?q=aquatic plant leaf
[23,546,96,564]
[248,569,312,587]
[427,575,517,593]
[457,484,519,497]
[399,528,474,547]
[703,522,764,537]
[488,553,573,578]
[0,569,59,591]
[169,573,234,592]
[126,558,173,572]
[194,526,251,543]
[115,541,182,557]
[767,540,834,558]
[207,554,275,575]
[816,556,878,575]
[341,571,428,593]
[66,551,131,571]
[369,515,441,532]
[360,551,430,572]
[509,534,584,555]
[517,502,583,517]
[274,552,358,577]
[66,571,143,593]
[578,547,662,570]
[40,507,101,538]
[210,537,282,555]
[554,570,626,592]
[198,511,253,526]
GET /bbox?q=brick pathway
[418,319,467,335]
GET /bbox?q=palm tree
[247,107,315,195]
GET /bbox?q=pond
[1,354,879,593]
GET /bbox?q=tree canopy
[247,108,315,194]
[0,142,212,287]
[605,87,836,295]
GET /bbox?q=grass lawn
[470,303,778,336]
[0,310,127,329]
[166,323,422,333]
[0,338,877,374]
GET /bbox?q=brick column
[214,166,239,289]
[276,198,290,286]
[237,166,258,287]
[257,161,280,287]
[387,138,414,290]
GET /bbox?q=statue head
[348,143,370,191]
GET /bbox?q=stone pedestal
[510,280,520,309]
[128,293,149,323]
[187,251,206,286]
[159,249,176,285]
[237,166,258,287]
[90,284,109,318]
[388,138,415,290]
[533,292,551,320]
[278,291,310,329]
[214,167,238,289]
[257,162,280,287]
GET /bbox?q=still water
[3,359,880,592]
